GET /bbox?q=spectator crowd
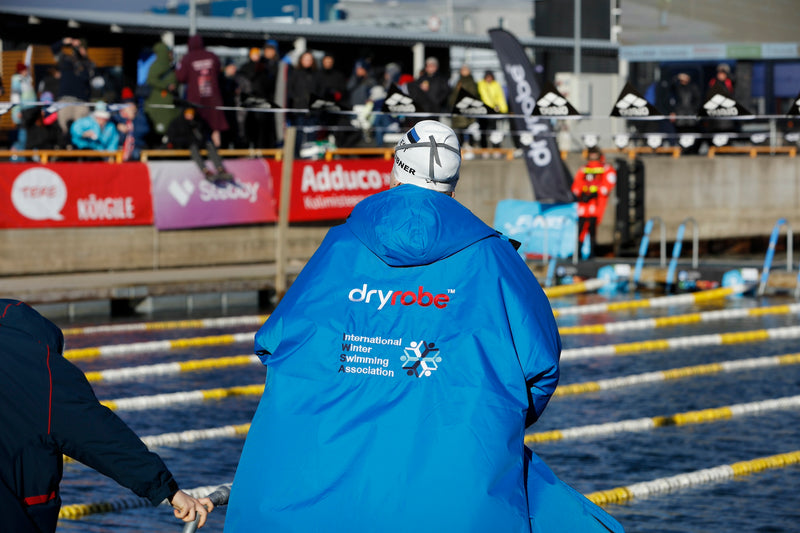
[2,34,747,160]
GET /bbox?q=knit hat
[16,62,27,74]
[120,87,135,103]
[392,120,461,193]
[93,101,111,119]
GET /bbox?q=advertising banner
[0,162,153,228]
[493,199,578,259]
[149,159,278,230]
[286,159,392,222]
[489,28,575,204]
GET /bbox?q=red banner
[0,163,153,228]
[268,159,392,222]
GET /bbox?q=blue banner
[494,199,578,258]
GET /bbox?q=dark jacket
[176,35,228,132]
[50,41,94,101]
[287,67,316,110]
[0,300,179,533]
[166,113,210,149]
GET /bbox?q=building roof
[0,5,618,52]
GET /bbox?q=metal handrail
[758,218,793,296]
[633,216,667,285]
[665,217,700,292]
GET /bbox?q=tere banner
[0,162,153,228]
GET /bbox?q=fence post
[275,127,296,301]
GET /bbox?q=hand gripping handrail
[182,485,231,533]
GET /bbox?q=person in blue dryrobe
[225,121,624,533]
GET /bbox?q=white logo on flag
[616,93,648,110]
[455,96,488,115]
[537,92,567,107]
[385,92,415,113]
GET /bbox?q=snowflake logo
[400,340,442,378]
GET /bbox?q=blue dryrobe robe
[225,185,623,533]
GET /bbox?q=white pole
[189,0,197,36]
[573,0,581,75]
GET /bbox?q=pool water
[51,292,800,532]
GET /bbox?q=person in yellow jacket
[477,70,508,150]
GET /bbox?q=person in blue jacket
[69,101,119,151]
[0,299,214,532]
[225,121,624,533]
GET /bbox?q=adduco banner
[286,159,392,221]
[488,28,575,204]
[0,162,153,228]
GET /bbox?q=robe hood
[346,185,496,267]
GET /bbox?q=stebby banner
[287,159,392,221]
[149,159,277,230]
[0,162,153,228]
[488,28,574,204]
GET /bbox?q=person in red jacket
[176,34,229,148]
[0,299,214,532]
[571,146,617,258]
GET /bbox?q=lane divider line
[587,450,800,506]
[559,302,800,335]
[62,450,800,518]
[555,352,800,397]
[100,384,265,411]
[552,285,747,318]
[64,332,254,361]
[525,394,800,444]
[63,423,252,464]
[84,355,261,383]
[62,315,270,336]
[544,278,608,298]
[561,325,800,360]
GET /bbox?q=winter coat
[51,41,93,101]
[449,74,479,130]
[0,300,179,533]
[69,114,120,151]
[144,42,179,135]
[225,185,624,533]
[287,67,316,110]
[176,35,228,132]
[478,78,508,113]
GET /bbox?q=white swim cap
[392,120,461,193]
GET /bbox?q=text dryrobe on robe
[225,185,623,533]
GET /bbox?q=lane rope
[561,324,800,361]
[544,279,609,298]
[555,352,800,397]
[63,423,252,464]
[526,394,800,444]
[64,332,254,361]
[587,450,800,506]
[61,315,269,336]
[100,384,264,411]
[84,354,261,383]
[552,285,747,318]
[559,302,800,335]
[61,450,800,518]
